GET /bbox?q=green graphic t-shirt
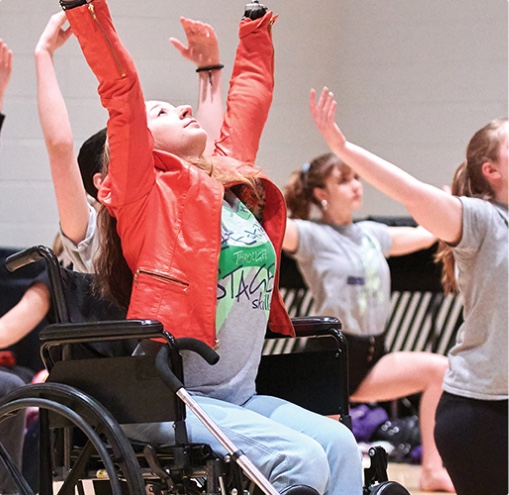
[182,192,276,405]
[216,197,275,330]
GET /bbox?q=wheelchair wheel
[0,383,146,495]
[365,481,412,495]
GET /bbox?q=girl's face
[145,101,207,158]
[321,165,363,214]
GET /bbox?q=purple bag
[351,404,388,443]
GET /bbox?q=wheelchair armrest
[290,316,342,337]
[40,319,165,344]
[40,319,169,370]
[266,316,343,339]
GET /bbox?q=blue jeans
[123,394,363,495]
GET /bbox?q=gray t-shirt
[59,202,99,274]
[292,220,392,337]
[444,197,508,400]
[182,195,276,405]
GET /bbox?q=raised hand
[169,17,220,69]
[0,40,13,112]
[309,86,346,151]
[35,11,72,58]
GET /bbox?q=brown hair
[284,152,350,219]
[435,118,508,293]
[93,145,262,309]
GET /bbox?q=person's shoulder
[293,218,328,233]
[459,196,507,220]
[357,220,389,236]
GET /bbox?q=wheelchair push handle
[6,245,70,322]
[5,245,58,273]
[175,337,220,365]
[155,338,219,393]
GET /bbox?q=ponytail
[435,118,508,293]
[284,152,342,220]
[434,162,467,293]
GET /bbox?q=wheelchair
[0,245,410,495]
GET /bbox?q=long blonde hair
[94,147,262,309]
[435,118,508,293]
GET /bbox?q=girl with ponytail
[310,84,507,495]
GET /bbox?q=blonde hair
[94,146,262,308]
[436,118,508,293]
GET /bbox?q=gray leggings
[0,369,26,494]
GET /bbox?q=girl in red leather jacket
[59,1,363,493]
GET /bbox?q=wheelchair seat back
[257,335,346,416]
[46,354,176,425]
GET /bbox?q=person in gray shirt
[283,152,453,493]
[310,84,507,495]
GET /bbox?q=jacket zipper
[135,269,189,288]
[88,4,127,78]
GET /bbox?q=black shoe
[243,1,267,20]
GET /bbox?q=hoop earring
[321,199,328,211]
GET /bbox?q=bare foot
[419,467,456,493]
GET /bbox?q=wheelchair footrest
[363,446,411,495]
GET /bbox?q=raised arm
[214,10,277,165]
[63,0,155,210]
[35,12,91,245]
[310,87,463,244]
[0,39,12,114]
[170,17,224,155]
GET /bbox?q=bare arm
[282,218,299,253]
[170,17,224,155]
[387,225,437,257]
[0,39,12,113]
[0,283,50,349]
[35,12,91,245]
[310,87,463,244]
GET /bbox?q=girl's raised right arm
[310,87,463,244]
[35,12,91,246]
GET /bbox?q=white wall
[0,0,507,248]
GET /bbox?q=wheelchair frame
[0,245,410,495]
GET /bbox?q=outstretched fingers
[309,86,345,149]
[36,12,73,56]
[0,40,13,76]
[0,40,13,99]
[310,86,336,128]
[169,16,220,67]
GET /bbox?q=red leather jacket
[66,0,294,348]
